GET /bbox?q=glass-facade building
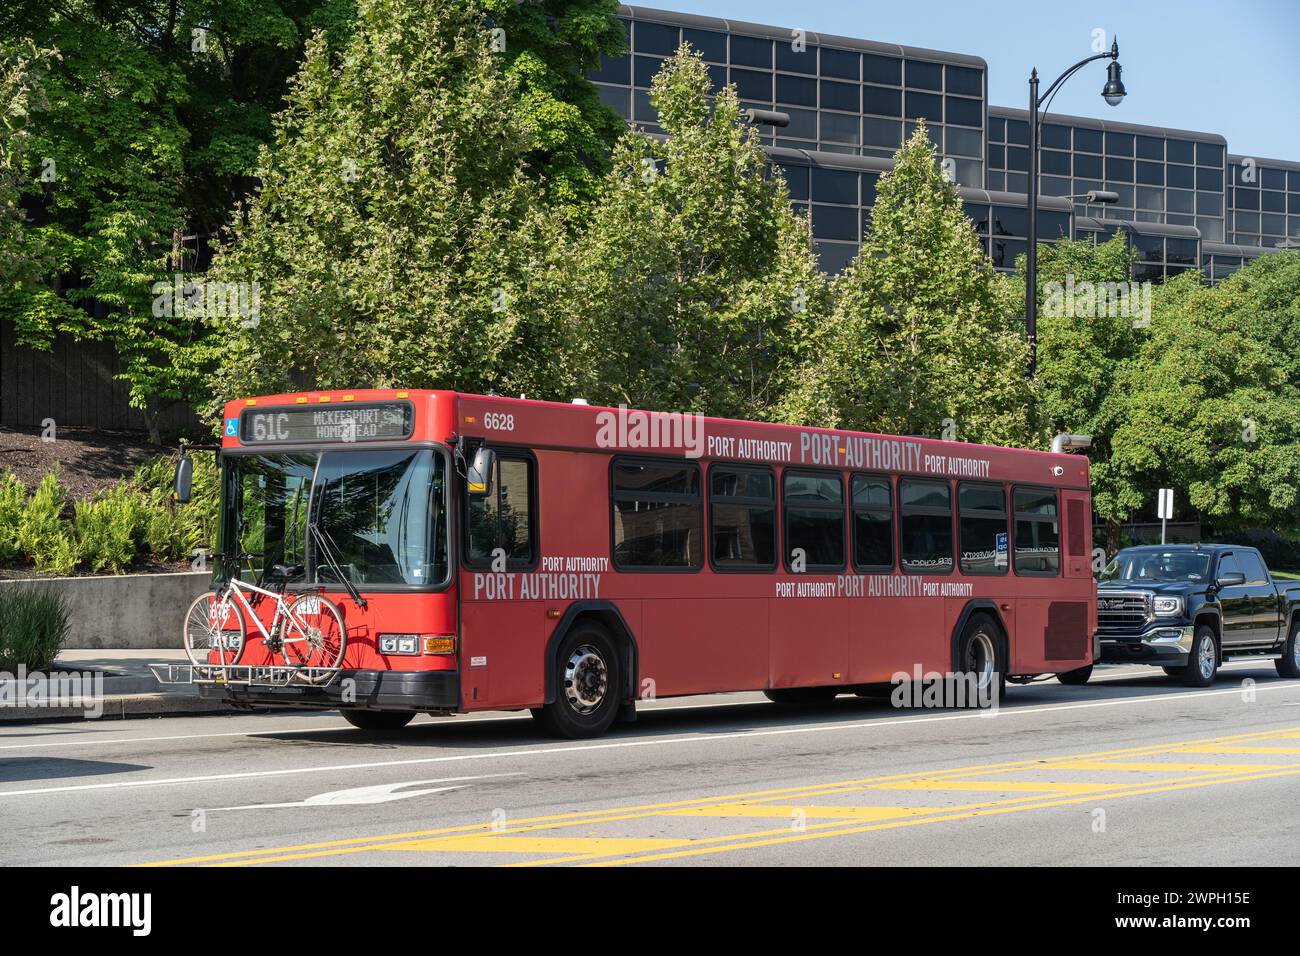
[597,6,1297,279]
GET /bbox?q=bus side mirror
[174,455,194,504]
[466,446,496,497]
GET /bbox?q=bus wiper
[308,520,368,609]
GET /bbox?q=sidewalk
[0,649,231,721]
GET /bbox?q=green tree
[539,45,828,419]
[1,0,356,440]
[1029,232,1145,548]
[1113,258,1300,539]
[206,0,567,411]
[481,0,626,212]
[784,124,1036,446]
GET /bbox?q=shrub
[0,473,24,564]
[73,484,140,574]
[0,587,70,671]
[17,471,79,575]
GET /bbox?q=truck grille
[1096,591,1153,633]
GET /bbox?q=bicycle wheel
[182,591,246,675]
[282,593,347,682]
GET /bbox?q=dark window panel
[774,162,810,200]
[1197,166,1223,191]
[683,28,727,63]
[782,107,817,140]
[1261,189,1285,213]
[863,84,901,116]
[776,73,817,107]
[1167,189,1194,214]
[1040,210,1071,239]
[946,65,982,96]
[863,53,901,85]
[945,96,982,128]
[992,204,1027,237]
[946,125,982,158]
[775,39,816,74]
[862,116,902,149]
[1290,170,1300,191]
[635,22,680,56]
[1262,213,1286,236]
[811,167,858,204]
[1135,135,1164,160]
[1167,139,1195,164]
[707,64,727,90]
[1073,153,1103,179]
[1290,193,1300,214]
[988,117,1006,142]
[729,34,773,68]
[820,47,859,79]
[820,79,860,112]
[634,55,665,88]
[1041,149,1070,176]
[1136,161,1164,186]
[905,90,942,121]
[1005,118,1030,146]
[1106,157,1134,182]
[814,241,857,274]
[812,203,859,241]
[730,68,772,101]
[1006,145,1029,172]
[1167,164,1195,189]
[964,202,990,234]
[1164,238,1196,265]
[1042,124,1070,150]
[1261,167,1288,190]
[862,173,879,204]
[1197,142,1224,167]
[1132,234,1163,262]
[633,90,657,123]
[1197,191,1223,215]
[905,59,943,90]
[1105,131,1134,157]
[987,143,1005,169]
[590,53,630,85]
[1073,127,1102,153]
[820,111,859,145]
[595,84,629,119]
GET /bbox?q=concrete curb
[0,693,232,722]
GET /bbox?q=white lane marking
[2,681,1298,799]
[204,773,519,811]
[0,661,1282,753]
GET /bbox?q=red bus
[188,388,1097,737]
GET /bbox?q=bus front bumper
[198,669,460,713]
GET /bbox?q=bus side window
[851,474,893,571]
[782,470,845,572]
[709,466,777,571]
[465,452,537,569]
[1012,486,1059,576]
[957,482,1007,575]
[611,457,702,570]
[899,479,953,574]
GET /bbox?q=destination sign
[239,402,414,444]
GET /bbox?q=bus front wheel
[532,624,622,739]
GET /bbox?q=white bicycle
[182,552,347,684]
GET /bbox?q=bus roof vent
[571,398,589,405]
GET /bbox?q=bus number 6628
[483,412,514,431]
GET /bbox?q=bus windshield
[1099,550,1211,583]
[223,448,448,588]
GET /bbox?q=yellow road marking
[378,835,692,855]
[876,778,1129,794]
[662,804,942,820]
[138,725,1300,867]
[1042,760,1289,773]
[1176,745,1300,755]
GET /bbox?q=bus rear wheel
[531,624,622,739]
[341,710,415,731]
[957,614,1005,706]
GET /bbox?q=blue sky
[654,0,1300,161]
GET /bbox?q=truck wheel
[342,710,415,731]
[531,623,622,739]
[1179,625,1219,687]
[764,687,839,705]
[1276,619,1300,679]
[1057,664,1092,685]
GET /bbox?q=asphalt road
[3,661,1299,867]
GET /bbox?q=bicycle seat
[271,563,304,579]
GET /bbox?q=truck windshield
[1099,550,1211,583]
[222,448,448,588]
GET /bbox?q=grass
[0,587,70,671]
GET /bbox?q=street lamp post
[1026,39,1126,374]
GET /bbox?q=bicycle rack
[151,662,344,688]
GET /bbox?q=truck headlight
[1153,596,1183,616]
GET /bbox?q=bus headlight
[1153,596,1183,616]
[379,634,420,655]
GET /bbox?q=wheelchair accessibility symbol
[224,418,238,437]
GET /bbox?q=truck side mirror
[173,455,194,504]
[466,446,496,498]
[1216,571,1245,588]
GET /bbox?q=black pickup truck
[1085,544,1300,687]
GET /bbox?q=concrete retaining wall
[0,571,209,649]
